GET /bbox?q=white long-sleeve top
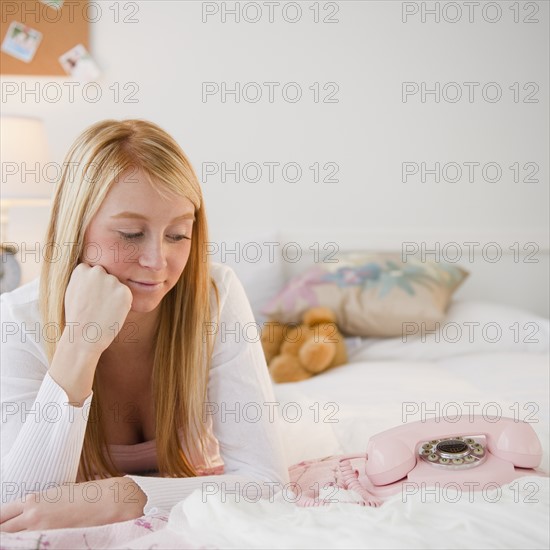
[1,263,290,515]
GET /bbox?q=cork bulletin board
[0,0,90,75]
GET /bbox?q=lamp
[1,115,54,292]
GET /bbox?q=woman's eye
[119,232,143,240]
[118,232,190,242]
[169,234,191,242]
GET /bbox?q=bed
[1,241,549,550]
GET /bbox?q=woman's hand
[65,263,134,354]
[0,477,147,532]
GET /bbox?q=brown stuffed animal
[261,307,348,383]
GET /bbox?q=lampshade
[0,116,54,199]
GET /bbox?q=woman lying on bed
[0,119,289,532]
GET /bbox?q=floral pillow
[260,253,469,337]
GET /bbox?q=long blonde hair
[39,119,219,481]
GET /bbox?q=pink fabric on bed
[0,510,180,550]
[289,453,383,507]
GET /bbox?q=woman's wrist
[92,477,147,523]
[48,330,103,406]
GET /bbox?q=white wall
[1,1,548,316]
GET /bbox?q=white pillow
[206,231,285,325]
[348,300,550,362]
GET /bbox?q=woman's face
[80,169,195,314]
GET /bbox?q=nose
[137,237,168,271]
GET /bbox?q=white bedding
[2,301,548,549]
[117,347,549,550]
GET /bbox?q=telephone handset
[365,415,543,488]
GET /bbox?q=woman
[0,119,289,531]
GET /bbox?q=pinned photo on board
[40,0,64,9]
[59,44,101,82]
[1,21,43,63]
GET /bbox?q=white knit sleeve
[1,297,93,504]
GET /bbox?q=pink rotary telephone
[365,415,543,493]
[290,415,545,507]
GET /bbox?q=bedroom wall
[1,0,548,316]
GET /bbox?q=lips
[128,280,165,289]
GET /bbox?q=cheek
[81,237,132,273]
[168,245,192,278]
[112,240,141,265]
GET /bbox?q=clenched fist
[64,263,133,354]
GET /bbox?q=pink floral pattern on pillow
[262,265,326,314]
[260,254,469,337]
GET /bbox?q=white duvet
[120,343,549,549]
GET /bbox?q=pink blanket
[0,511,172,550]
[0,454,374,549]
[289,453,383,507]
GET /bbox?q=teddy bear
[261,306,348,383]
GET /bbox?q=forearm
[47,330,102,406]
[0,477,148,532]
[1,372,94,503]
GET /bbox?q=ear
[302,307,336,326]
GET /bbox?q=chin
[129,297,163,313]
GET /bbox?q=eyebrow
[110,211,195,222]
